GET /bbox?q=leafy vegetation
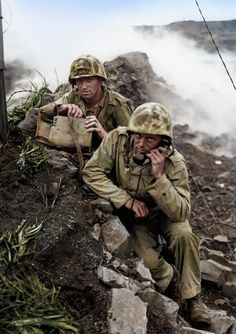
[0,219,80,334]
[0,274,80,334]
[1,78,81,334]
[0,219,43,266]
[7,79,50,130]
[17,137,49,174]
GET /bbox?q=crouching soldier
[19,55,133,175]
[82,102,210,329]
[36,54,133,150]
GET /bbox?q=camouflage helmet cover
[127,102,173,139]
[69,55,107,84]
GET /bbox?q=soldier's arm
[83,129,132,208]
[40,92,72,119]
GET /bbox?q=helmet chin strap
[130,141,151,211]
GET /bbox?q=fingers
[67,104,83,117]
[125,199,149,218]
[85,115,98,126]
[157,146,166,154]
[147,147,166,160]
[132,200,149,218]
[59,104,83,117]
[85,116,99,131]
[147,148,166,166]
[85,116,106,139]
[147,148,166,180]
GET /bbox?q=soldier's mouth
[81,90,91,95]
[134,148,145,154]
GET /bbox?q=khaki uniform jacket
[83,127,191,223]
[41,88,133,133]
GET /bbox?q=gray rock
[200,259,232,286]
[108,288,147,334]
[90,197,114,213]
[138,288,179,326]
[101,216,132,258]
[97,265,146,294]
[209,309,235,334]
[182,327,215,334]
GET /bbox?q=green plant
[0,273,80,333]
[7,78,50,129]
[0,219,44,266]
[54,83,70,98]
[17,138,49,174]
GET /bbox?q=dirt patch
[0,143,109,333]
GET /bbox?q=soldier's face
[132,133,161,154]
[76,77,103,100]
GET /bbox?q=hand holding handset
[132,136,171,166]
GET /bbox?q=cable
[195,0,236,91]
[130,166,143,212]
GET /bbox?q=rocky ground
[1,123,236,333]
[1,52,236,333]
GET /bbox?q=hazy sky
[2,0,236,141]
[3,0,236,27]
[2,0,235,74]
[2,0,235,81]
[3,0,236,58]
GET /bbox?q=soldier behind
[83,102,210,329]
[39,55,133,150]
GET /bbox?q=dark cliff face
[135,19,236,52]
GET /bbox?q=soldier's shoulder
[117,125,128,134]
[109,90,134,109]
[111,90,128,101]
[109,126,128,137]
[168,149,186,165]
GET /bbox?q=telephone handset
[132,154,148,165]
[132,136,172,166]
[158,136,172,149]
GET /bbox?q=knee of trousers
[140,248,164,270]
[170,230,200,252]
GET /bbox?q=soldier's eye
[146,137,155,143]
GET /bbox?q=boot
[187,295,210,330]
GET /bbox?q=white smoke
[145,29,236,136]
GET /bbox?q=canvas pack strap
[68,117,84,179]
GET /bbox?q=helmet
[127,102,173,139]
[69,55,107,84]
